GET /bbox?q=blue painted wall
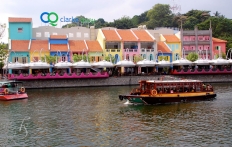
[157,53,172,62]
[8,51,30,74]
[49,39,68,44]
[9,23,32,40]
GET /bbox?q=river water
[0,83,232,146]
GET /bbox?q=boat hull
[0,93,28,101]
[119,93,217,105]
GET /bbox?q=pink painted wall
[212,42,226,58]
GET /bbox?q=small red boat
[0,81,28,100]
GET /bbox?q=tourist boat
[119,78,216,104]
[0,81,28,100]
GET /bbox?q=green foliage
[186,52,198,62]
[72,54,90,62]
[113,16,135,29]
[41,55,56,64]
[146,4,173,28]
[133,55,143,63]
[0,43,8,69]
[215,52,226,59]
[104,55,115,63]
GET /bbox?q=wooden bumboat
[119,78,216,104]
[0,81,28,100]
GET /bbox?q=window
[34,57,38,62]
[69,33,73,38]
[77,32,81,37]
[44,32,50,37]
[36,32,41,37]
[84,33,89,38]
[62,54,66,61]
[22,57,27,64]
[14,57,18,62]
[18,28,23,33]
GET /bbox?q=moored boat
[119,78,216,104]
[0,81,28,100]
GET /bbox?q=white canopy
[136,59,156,67]
[115,59,135,67]
[72,60,91,68]
[94,60,114,68]
[173,58,192,66]
[156,59,172,67]
[3,62,27,69]
[209,57,229,65]
[54,61,72,69]
[25,60,50,69]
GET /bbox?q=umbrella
[115,59,135,67]
[25,60,50,69]
[3,62,27,69]
[173,58,192,66]
[136,59,156,67]
[156,59,172,67]
[54,61,72,69]
[72,60,91,68]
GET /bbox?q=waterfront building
[212,38,227,58]
[161,34,181,61]
[181,26,212,59]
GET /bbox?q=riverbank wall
[21,74,232,89]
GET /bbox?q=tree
[72,54,82,62]
[146,4,173,29]
[104,55,115,63]
[0,43,8,71]
[41,55,56,64]
[133,55,143,63]
[113,16,135,29]
[215,52,226,59]
[186,52,198,62]
[0,23,6,40]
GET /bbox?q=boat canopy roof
[141,79,203,84]
[0,81,23,85]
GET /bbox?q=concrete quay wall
[22,74,232,89]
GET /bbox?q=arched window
[62,54,66,61]
[150,54,153,60]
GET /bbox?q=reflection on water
[0,83,232,146]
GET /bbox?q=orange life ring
[4,88,9,95]
[20,87,25,93]
[151,89,157,96]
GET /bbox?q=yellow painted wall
[29,51,50,62]
[166,43,181,61]
[160,34,166,42]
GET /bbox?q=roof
[11,40,29,51]
[212,37,227,43]
[50,35,67,39]
[102,30,121,41]
[145,79,202,84]
[117,30,138,41]
[132,30,154,42]
[8,17,32,23]
[30,40,49,52]
[86,40,102,52]
[157,42,172,53]
[163,35,180,43]
[50,44,68,52]
[69,40,87,52]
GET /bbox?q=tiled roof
[69,40,87,52]
[11,40,29,51]
[132,30,154,41]
[86,40,102,52]
[163,35,180,42]
[102,30,121,41]
[50,44,68,51]
[50,35,67,39]
[117,30,138,41]
[30,40,49,52]
[157,42,171,53]
[212,37,227,43]
[9,17,32,23]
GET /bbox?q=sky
[0,0,231,43]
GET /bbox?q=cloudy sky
[0,0,230,43]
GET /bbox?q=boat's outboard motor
[119,95,124,101]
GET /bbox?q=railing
[172,68,232,75]
[8,72,109,80]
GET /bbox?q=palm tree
[213,11,221,17]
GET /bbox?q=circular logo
[40,12,58,26]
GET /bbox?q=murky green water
[0,83,232,146]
